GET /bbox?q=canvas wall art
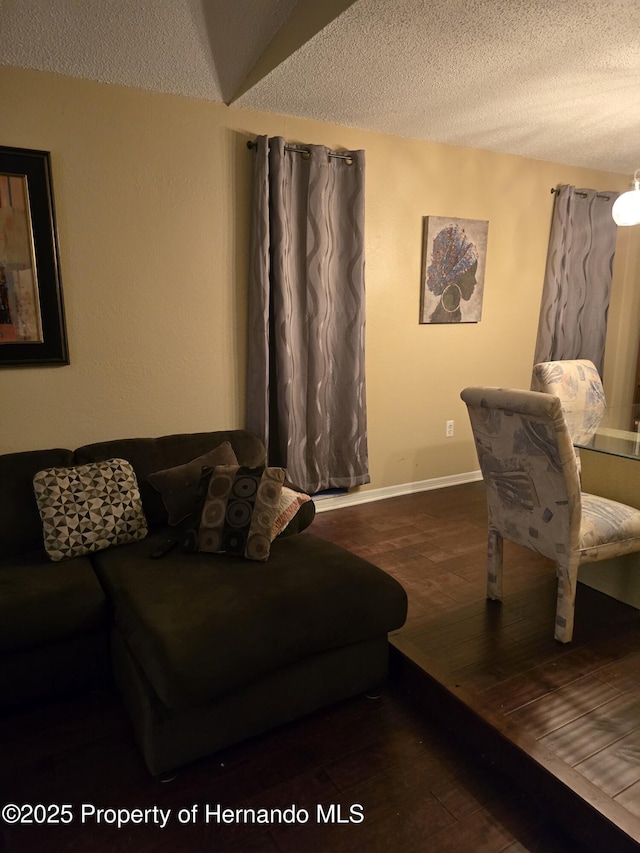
[420,216,489,324]
[0,146,68,365]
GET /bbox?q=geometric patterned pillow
[33,458,148,561]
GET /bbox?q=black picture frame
[0,146,68,365]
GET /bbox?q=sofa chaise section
[77,429,408,774]
[91,530,406,774]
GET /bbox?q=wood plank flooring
[312,482,640,851]
[4,481,640,851]
[0,669,579,852]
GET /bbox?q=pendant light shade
[612,169,640,226]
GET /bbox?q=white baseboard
[312,470,483,513]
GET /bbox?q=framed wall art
[0,146,68,365]
[420,216,489,324]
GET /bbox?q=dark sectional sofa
[0,430,408,775]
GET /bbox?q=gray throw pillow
[147,441,238,525]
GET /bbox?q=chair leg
[554,558,580,643]
[487,528,503,601]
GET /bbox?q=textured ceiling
[1,0,639,175]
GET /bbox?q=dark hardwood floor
[0,676,579,853]
[4,481,640,852]
[313,482,640,851]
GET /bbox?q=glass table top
[571,404,640,460]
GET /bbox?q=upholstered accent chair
[461,386,640,643]
[531,359,606,454]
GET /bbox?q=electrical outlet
[446,419,454,437]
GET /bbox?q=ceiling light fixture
[612,169,640,226]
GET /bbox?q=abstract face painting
[420,217,489,324]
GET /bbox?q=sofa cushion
[147,441,238,525]
[74,431,266,529]
[91,531,408,711]
[197,465,285,561]
[0,551,108,653]
[33,458,148,561]
[0,448,75,559]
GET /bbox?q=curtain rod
[246,139,353,163]
[550,187,611,200]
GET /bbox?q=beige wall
[1,66,638,490]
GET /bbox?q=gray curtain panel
[533,185,619,376]
[246,135,370,494]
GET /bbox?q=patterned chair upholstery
[531,359,606,449]
[461,386,640,643]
